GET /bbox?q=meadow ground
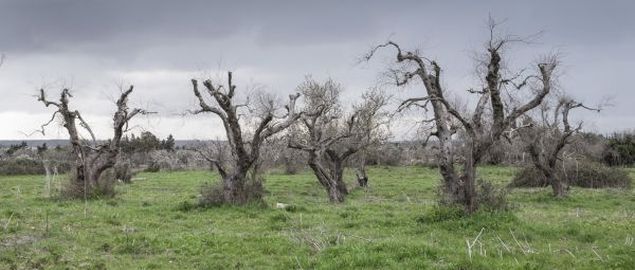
[0,166,633,269]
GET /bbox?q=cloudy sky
[0,0,633,140]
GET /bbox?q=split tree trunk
[37,87,145,198]
[308,154,348,203]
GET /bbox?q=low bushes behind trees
[0,158,71,175]
[510,160,632,189]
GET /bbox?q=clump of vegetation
[475,180,511,211]
[603,131,635,166]
[143,162,161,173]
[510,160,632,189]
[416,205,466,223]
[198,177,265,207]
[437,179,511,212]
[60,169,117,199]
[114,160,134,183]
[416,204,517,231]
[0,158,45,175]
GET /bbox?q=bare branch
[397,96,431,112]
[75,111,96,144]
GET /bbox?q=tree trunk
[551,179,566,198]
[222,172,246,204]
[327,181,347,203]
[461,151,478,213]
[308,158,348,203]
[546,171,566,198]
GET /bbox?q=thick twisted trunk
[550,173,567,198]
[222,172,247,203]
[440,148,478,213]
[308,155,348,203]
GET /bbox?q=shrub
[476,179,511,211]
[284,162,302,175]
[114,161,134,183]
[60,168,117,199]
[0,158,44,175]
[416,204,517,231]
[176,200,196,212]
[602,131,635,166]
[198,182,225,207]
[416,205,465,223]
[436,179,510,212]
[198,177,265,207]
[144,162,160,173]
[510,161,632,189]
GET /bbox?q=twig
[3,212,14,231]
[592,247,604,262]
[509,229,527,255]
[294,256,304,270]
[466,227,485,261]
[562,248,576,258]
[496,234,511,252]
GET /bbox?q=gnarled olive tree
[366,21,556,213]
[36,87,147,197]
[521,97,600,197]
[190,71,301,205]
[289,78,388,202]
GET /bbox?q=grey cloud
[0,0,634,139]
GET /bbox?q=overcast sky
[0,0,633,140]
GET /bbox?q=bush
[284,162,302,175]
[114,161,134,183]
[416,204,517,231]
[476,179,511,211]
[416,206,465,223]
[198,177,265,207]
[144,162,161,173]
[198,182,225,207]
[602,131,635,166]
[0,158,44,175]
[60,168,117,199]
[510,161,632,189]
[436,179,510,212]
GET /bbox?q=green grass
[1,166,634,269]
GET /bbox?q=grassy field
[1,166,633,269]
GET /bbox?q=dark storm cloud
[2,0,633,53]
[0,0,385,54]
[0,0,633,139]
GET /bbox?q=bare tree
[520,97,600,197]
[190,71,301,204]
[289,78,388,202]
[365,20,556,213]
[36,87,147,197]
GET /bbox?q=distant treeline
[1,130,634,176]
